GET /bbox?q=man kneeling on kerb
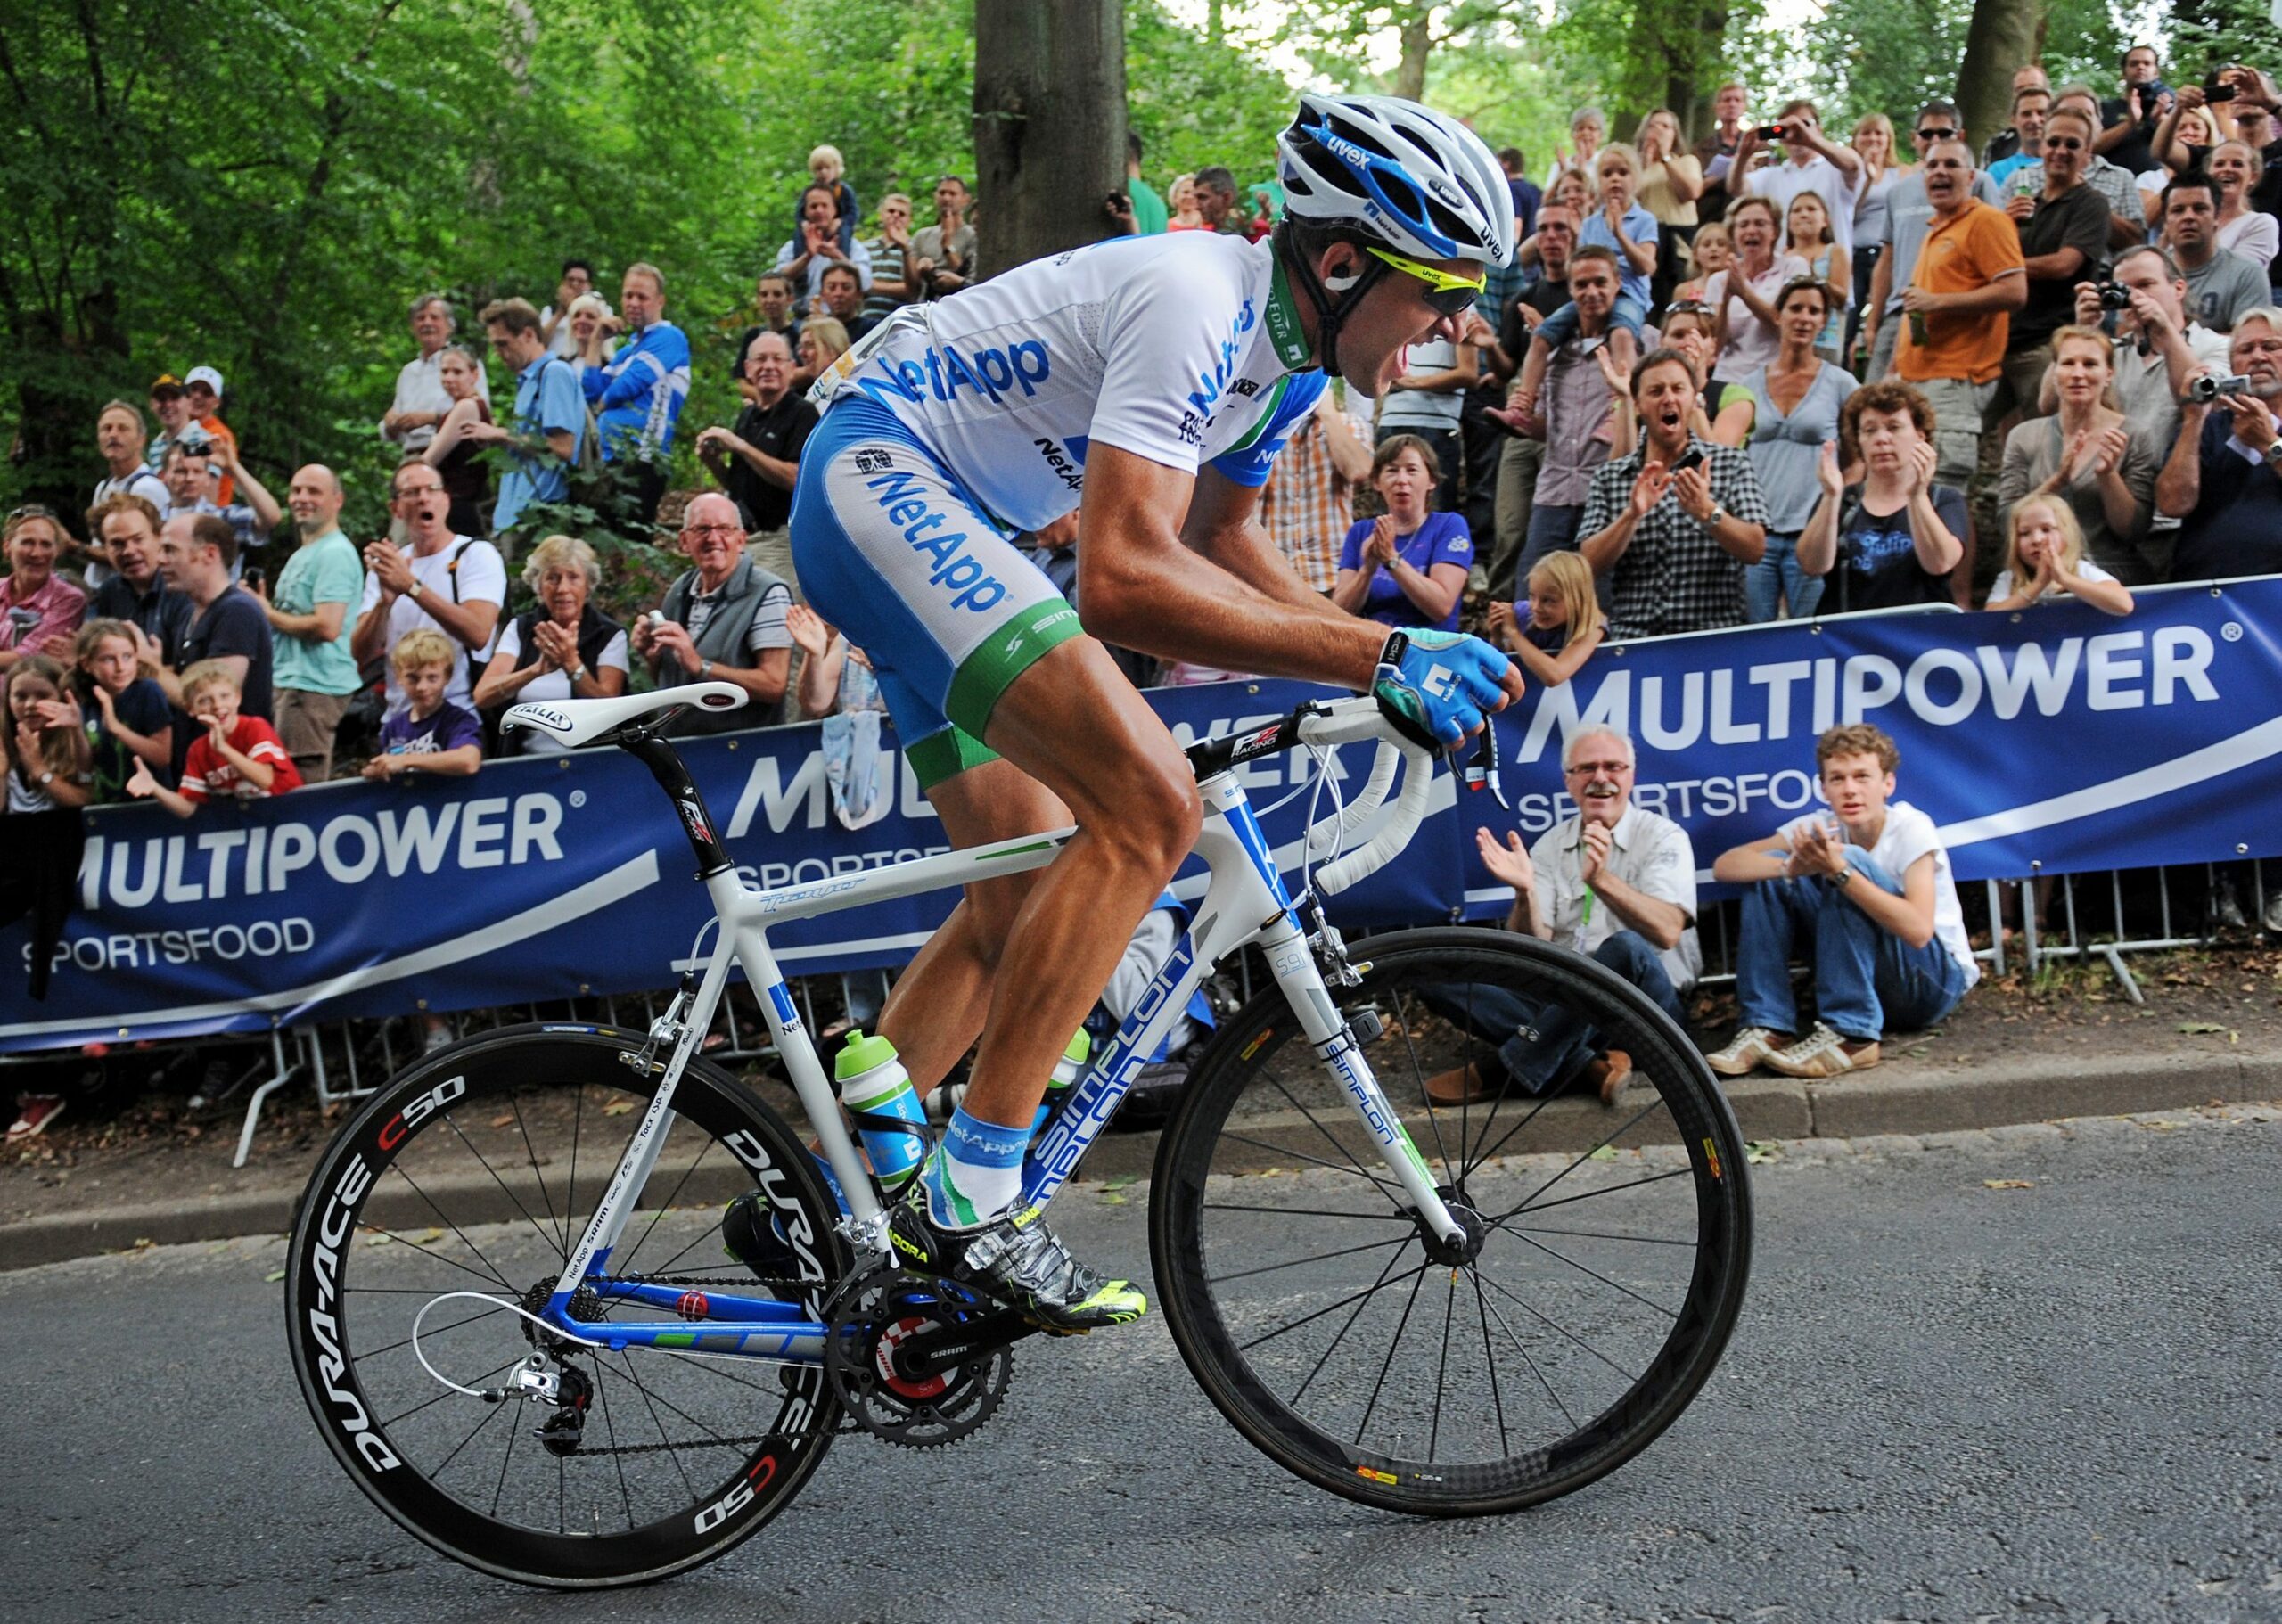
[1705,722,1978,1079]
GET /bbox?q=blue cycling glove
[1370,629,1514,749]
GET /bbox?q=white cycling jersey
[812,232,1327,533]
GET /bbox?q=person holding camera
[2040,247,2228,443]
[1722,100,1867,265]
[2156,307,2282,578]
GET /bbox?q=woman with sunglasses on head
[0,506,86,674]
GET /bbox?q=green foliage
[1127,1,1303,191]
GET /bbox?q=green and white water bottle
[1032,1029,1091,1134]
[835,1030,926,1193]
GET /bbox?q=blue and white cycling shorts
[789,394,1083,789]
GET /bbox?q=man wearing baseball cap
[182,366,240,505]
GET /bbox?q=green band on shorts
[942,599,1085,741]
[906,726,1001,791]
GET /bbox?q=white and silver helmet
[1276,93,1515,267]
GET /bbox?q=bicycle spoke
[613,1349,697,1502]
[1202,1201,1412,1222]
[1204,1231,1410,1287]
[1474,1266,1641,1384]
[1470,1269,1511,1456]
[1352,1263,1428,1447]
[1464,1084,1561,1182]
[1491,1094,1675,1225]
[1473,1272,1580,1431]
[355,1217,515,1295]
[1510,1223,1694,1247]
[440,1110,565,1265]
[381,1165,517,1292]
[509,1090,569,1256]
[607,1353,757,1455]
[587,1354,639,1533]
[1506,1231,1682,1320]
[1218,1130,1403,1195]
[1430,1270,1455,1459]
[488,1373,523,1521]
[1290,1239,1413,1409]
[380,1354,523,1430]
[360,1301,507,1362]
[428,1384,509,1482]
[620,1134,715,1274]
[1388,988,1457,1189]
[1237,1261,1431,1354]
[1267,1072,1399,1194]
[1492,1166,1692,1225]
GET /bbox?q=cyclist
[779,94,1526,1332]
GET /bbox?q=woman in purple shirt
[1332,435,1474,632]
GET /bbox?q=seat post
[620,727,735,878]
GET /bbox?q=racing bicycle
[286,681,1752,1587]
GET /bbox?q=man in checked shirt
[1254,390,1374,593]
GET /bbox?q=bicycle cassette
[823,1266,1013,1448]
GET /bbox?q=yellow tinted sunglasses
[1365,246,1486,314]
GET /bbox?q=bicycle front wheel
[1151,927,1750,1516]
[284,1025,847,1587]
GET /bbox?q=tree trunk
[972,0,1127,278]
[1393,10,1432,103]
[1957,0,2048,159]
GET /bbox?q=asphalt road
[4,1108,2278,1624]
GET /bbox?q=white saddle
[503,682,748,749]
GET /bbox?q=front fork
[1258,914,1465,1250]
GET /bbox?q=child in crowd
[1783,192,1851,364]
[799,144,858,253]
[1985,497,2135,616]
[72,618,171,805]
[1513,145,1659,417]
[127,659,300,815]
[4,654,93,812]
[1484,551,1605,686]
[364,628,483,779]
[1675,221,1731,307]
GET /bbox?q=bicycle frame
[537,711,1461,1362]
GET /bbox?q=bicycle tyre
[285,1023,847,1587]
[1150,927,1751,1517]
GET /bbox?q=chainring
[824,1266,1013,1448]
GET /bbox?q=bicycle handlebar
[1288,699,1438,898]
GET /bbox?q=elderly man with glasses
[1421,726,1700,1108]
[630,491,792,734]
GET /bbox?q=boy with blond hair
[127,658,300,815]
[364,628,482,778]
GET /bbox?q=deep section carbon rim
[285,1025,846,1587]
[1152,928,1751,1515]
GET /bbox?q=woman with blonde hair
[1632,107,1703,313]
[562,293,619,371]
[418,345,497,537]
[1167,173,1207,230]
[472,533,628,750]
[792,316,851,395]
[1996,325,2162,583]
[1847,113,1901,358]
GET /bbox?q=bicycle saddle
[503,681,748,749]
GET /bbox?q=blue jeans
[1735,849,1971,1042]
[1744,530,1823,622]
[1532,293,1648,350]
[1424,931,1684,1095]
[1519,504,1583,582]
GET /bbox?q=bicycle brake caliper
[622,969,698,1078]
[1302,893,1367,990]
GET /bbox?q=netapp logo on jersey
[1186,299,1260,421]
[866,469,1008,612]
[858,339,1050,408]
[1032,438,1084,493]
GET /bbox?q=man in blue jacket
[586,261,691,520]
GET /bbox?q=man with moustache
[2157,308,2282,577]
[1422,727,1699,1107]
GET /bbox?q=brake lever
[1454,720,1509,810]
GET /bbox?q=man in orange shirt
[181,366,240,505]
[1894,139,2027,498]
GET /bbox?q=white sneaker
[1703,1026,1784,1077]
[1761,1022,1880,1079]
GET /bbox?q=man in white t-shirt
[1707,722,1976,1079]
[349,462,505,718]
[1726,98,1866,259]
[1421,727,1700,1107]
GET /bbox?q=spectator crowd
[11,49,2282,1130]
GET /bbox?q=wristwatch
[699,658,714,680]
[1833,866,1853,887]
[1703,504,1726,529]
[2262,440,2282,467]
[567,663,588,685]
[37,769,54,786]
[406,578,424,601]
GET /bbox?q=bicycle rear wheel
[1151,927,1750,1516]
[285,1024,847,1587]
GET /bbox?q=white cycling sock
[923,1105,1028,1228]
